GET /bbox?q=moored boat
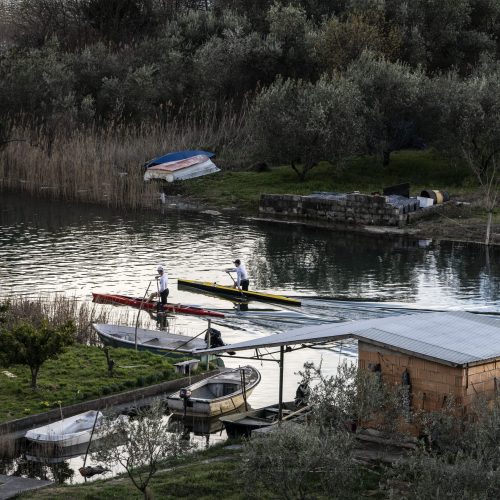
[219,402,309,437]
[92,292,225,318]
[92,323,220,359]
[166,366,261,417]
[25,411,126,447]
[177,279,301,306]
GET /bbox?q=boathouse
[196,311,500,414]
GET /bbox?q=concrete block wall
[260,193,408,227]
[465,361,500,404]
[358,342,466,412]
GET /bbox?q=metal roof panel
[196,311,500,366]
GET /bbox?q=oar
[226,270,248,301]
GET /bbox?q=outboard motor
[180,388,192,419]
[179,388,192,399]
[294,380,310,408]
[205,327,225,348]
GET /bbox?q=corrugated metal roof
[196,311,500,366]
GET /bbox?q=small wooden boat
[220,402,309,437]
[92,292,225,318]
[25,411,125,447]
[92,323,210,358]
[166,366,261,417]
[177,279,301,306]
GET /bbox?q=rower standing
[156,265,169,304]
[226,259,249,291]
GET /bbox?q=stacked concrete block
[358,343,472,413]
[465,361,500,404]
[259,193,409,227]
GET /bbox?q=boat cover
[144,150,215,169]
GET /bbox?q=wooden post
[278,345,284,423]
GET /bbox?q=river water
[1,192,499,483]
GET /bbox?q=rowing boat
[25,411,127,447]
[92,292,225,318]
[219,402,309,437]
[93,323,211,358]
[166,366,261,417]
[177,279,301,306]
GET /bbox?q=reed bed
[2,294,147,344]
[0,104,248,209]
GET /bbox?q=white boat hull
[167,366,260,417]
[25,411,126,448]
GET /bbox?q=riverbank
[1,145,498,245]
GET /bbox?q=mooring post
[278,345,284,423]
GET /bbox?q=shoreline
[157,194,499,247]
[1,186,498,246]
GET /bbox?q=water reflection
[1,194,498,310]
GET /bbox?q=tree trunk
[30,366,39,389]
[382,150,391,166]
[485,210,493,245]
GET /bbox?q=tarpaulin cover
[144,150,215,169]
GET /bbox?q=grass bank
[0,344,183,423]
[183,149,474,212]
[19,442,382,499]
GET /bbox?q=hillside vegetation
[0,1,498,242]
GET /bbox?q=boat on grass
[167,366,261,417]
[92,292,225,318]
[25,411,126,448]
[219,402,309,437]
[144,154,220,183]
[92,323,220,359]
[177,279,301,306]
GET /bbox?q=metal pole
[135,281,152,350]
[206,319,211,371]
[278,345,284,422]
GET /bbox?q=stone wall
[260,193,439,227]
[0,370,217,438]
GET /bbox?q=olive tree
[93,400,191,500]
[0,319,74,389]
[267,2,316,79]
[247,75,364,181]
[301,360,407,435]
[241,422,358,500]
[346,51,426,165]
[428,69,500,245]
[387,397,500,498]
[317,10,402,73]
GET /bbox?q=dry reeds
[2,294,146,344]
[0,103,248,209]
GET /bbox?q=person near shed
[226,259,249,291]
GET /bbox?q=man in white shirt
[156,265,169,304]
[227,259,249,291]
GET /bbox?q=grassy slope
[0,345,183,423]
[184,150,473,212]
[22,443,382,499]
